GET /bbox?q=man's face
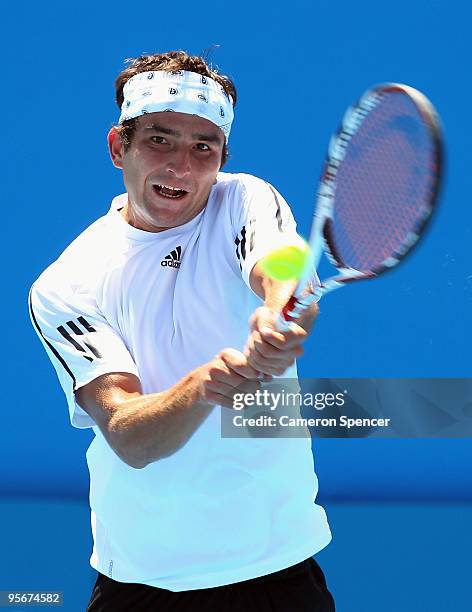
[108,112,225,232]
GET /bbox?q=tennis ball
[261,244,311,281]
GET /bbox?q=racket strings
[328,93,436,272]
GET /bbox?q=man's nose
[166,148,191,178]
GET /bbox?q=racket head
[314,83,443,283]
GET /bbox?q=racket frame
[278,82,443,327]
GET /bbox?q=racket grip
[275,292,317,331]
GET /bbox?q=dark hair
[114,51,237,167]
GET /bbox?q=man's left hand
[243,302,318,376]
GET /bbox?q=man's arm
[75,349,264,469]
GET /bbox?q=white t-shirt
[29,172,331,591]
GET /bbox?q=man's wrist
[261,277,298,311]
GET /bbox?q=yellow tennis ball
[261,244,311,281]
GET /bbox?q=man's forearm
[109,368,213,468]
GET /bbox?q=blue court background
[2,1,471,610]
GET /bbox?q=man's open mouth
[153,184,189,199]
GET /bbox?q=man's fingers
[260,324,308,349]
[219,348,265,379]
[205,378,260,397]
[241,296,317,377]
[206,356,244,383]
[249,302,318,339]
[248,307,281,336]
[245,336,305,375]
[247,325,307,358]
[245,356,295,376]
[205,390,237,409]
[250,336,294,363]
[205,380,262,409]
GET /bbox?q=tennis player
[29,51,335,611]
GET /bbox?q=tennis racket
[277,82,443,330]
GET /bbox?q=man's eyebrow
[144,123,180,137]
[144,123,223,144]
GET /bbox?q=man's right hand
[197,348,271,409]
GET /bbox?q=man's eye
[151,136,167,144]
[196,143,210,151]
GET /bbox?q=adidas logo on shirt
[161,246,182,269]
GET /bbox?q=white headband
[118,70,234,141]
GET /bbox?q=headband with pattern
[118,70,234,141]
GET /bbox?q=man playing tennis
[29,51,335,611]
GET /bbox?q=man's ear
[108,127,124,169]
[219,144,229,172]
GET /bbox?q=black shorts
[86,557,335,611]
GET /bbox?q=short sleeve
[28,280,140,429]
[233,176,320,295]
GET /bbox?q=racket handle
[275,292,318,331]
